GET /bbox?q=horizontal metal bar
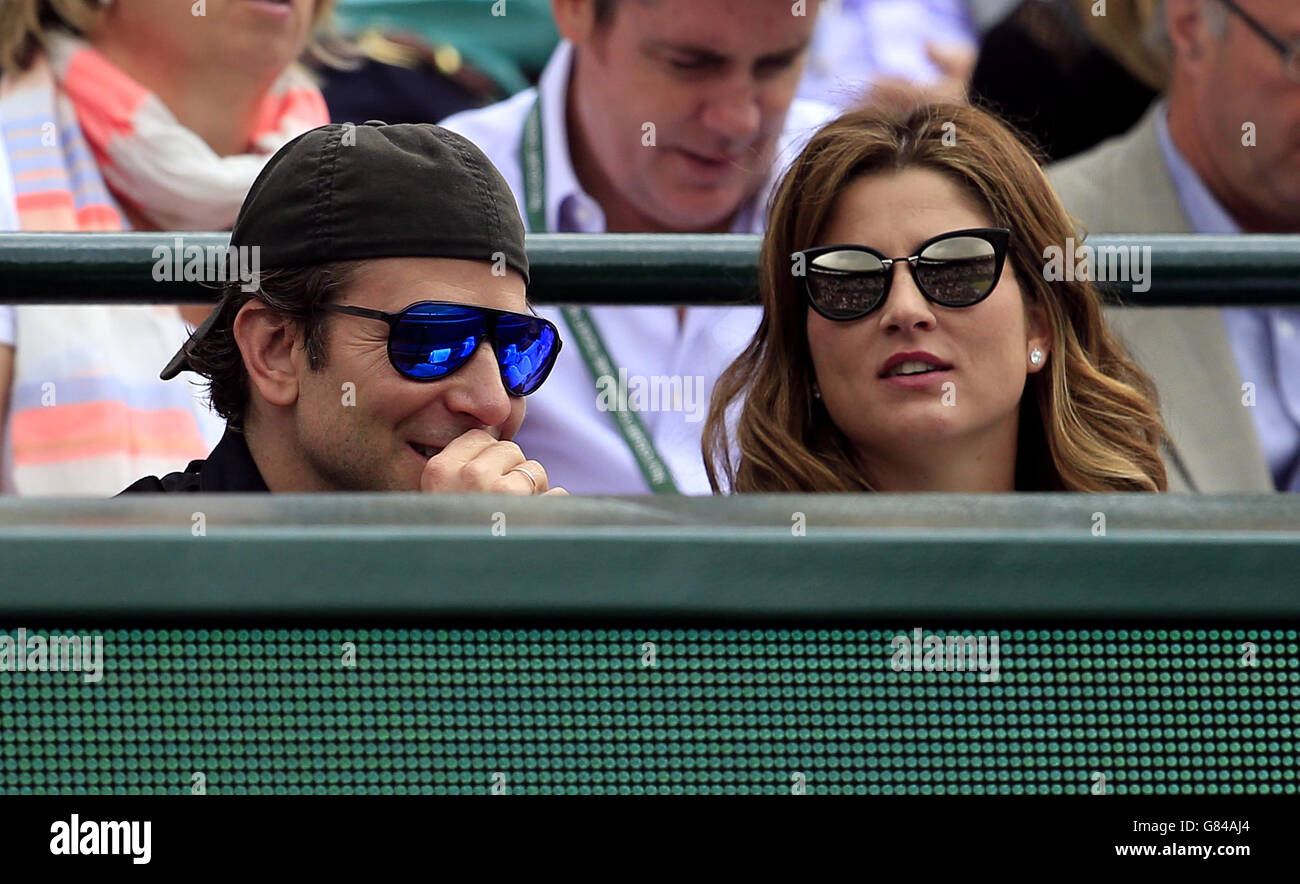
[0,232,1298,306]
[0,493,1296,619]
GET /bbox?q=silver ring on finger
[508,464,539,494]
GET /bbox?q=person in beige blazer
[1047,0,1300,492]
[1048,104,1271,492]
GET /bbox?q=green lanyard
[519,97,680,493]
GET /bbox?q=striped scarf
[0,31,328,495]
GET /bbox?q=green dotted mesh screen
[2,627,1295,795]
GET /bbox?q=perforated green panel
[2,627,1295,795]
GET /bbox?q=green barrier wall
[2,495,1296,795]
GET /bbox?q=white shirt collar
[536,41,605,233]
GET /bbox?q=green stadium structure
[2,233,1299,307]
[1,233,1297,794]
[335,0,560,94]
[1,494,1297,795]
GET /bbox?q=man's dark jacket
[119,428,269,493]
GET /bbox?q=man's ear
[1166,0,1215,70]
[232,301,301,409]
[552,0,597,45]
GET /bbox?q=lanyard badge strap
[519,98,680,494]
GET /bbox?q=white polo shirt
[441,42,834,494]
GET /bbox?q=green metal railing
[2,232,1299,306]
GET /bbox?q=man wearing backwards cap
[121,121,566,495]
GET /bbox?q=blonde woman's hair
[703,102,1169,493]
[0,0,343,74]
[1074,0,1170,91]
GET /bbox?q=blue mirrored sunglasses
[321,301,563,396]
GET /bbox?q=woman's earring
[807,380,822,423]
[1030,348,1044,366]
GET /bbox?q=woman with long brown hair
[704,102,1168,492]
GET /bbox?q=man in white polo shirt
[441,0,833,494]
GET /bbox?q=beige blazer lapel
[1048,103,1190,235]
[1105,307,1274,492]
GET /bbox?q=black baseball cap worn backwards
[161,121,529,380]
